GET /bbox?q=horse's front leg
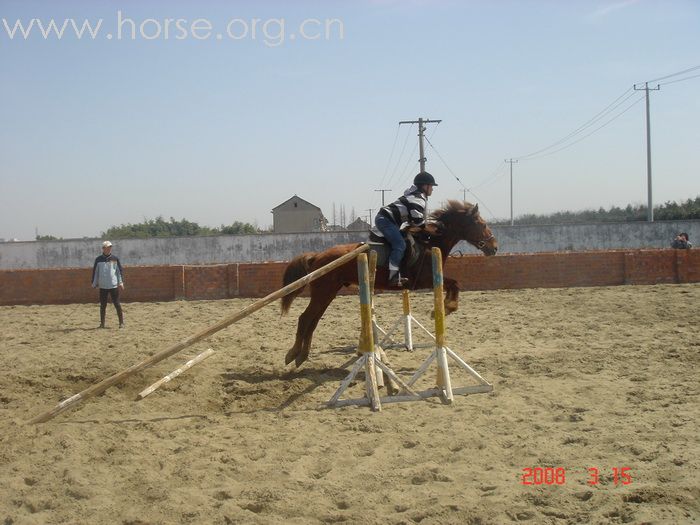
[444,277,459,315]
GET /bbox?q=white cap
[102,241,113,248]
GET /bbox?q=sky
[1,0,698,240]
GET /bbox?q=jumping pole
[337,250,398,394]
[378,288,436,351]
[405,247,493,403]
[328,253,421,409]
[328,253,382,410]
[29,243,370,424]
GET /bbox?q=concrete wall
[467,220,700,255]
[0,231,365,270]
[0,220,698,270]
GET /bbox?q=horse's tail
[280,252,317,315]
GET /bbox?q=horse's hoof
[295,353,308,368]
[285,348,297,365]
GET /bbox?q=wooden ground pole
[136,348,215,400]
[28,243,370,424]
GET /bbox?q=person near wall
[92,240,125,328]
[372,171,438,286]
[670,232,692,249]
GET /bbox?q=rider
[372,171,438,286]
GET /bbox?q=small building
[346,217,371,232]
[271,195,328,233]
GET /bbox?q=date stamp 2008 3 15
[521,467,632,486]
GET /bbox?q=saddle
[367,230,425,274]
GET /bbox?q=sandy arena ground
[1,283,699,524]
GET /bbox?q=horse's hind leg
[285,319,307,366]
[286,280,343,367]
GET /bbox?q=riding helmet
[413,171,438,186]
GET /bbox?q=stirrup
[388,273,408,288]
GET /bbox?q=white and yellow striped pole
[367,250,385,388]
[432,247,453,403]
[357,253,382,411]
[401,289,414,351]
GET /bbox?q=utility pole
[634,82,660,222]
[505,159,518,226]
[399,117,442,172]
[462,189,467,202]
[366,209,373,223]
[374,189,392,207]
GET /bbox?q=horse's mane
[430,200,477,221]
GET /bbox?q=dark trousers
[99,287,123,325]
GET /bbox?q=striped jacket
[376,185,428,231]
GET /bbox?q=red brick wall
[445,251,628,291]
[0,249,697,306]
[126,266,180,302]
[238,262,288,298]
[183,265,230,300]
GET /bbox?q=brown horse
[280,200,498,367]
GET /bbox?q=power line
[376,121,443,212]
[515,88,636,160]
[378,124,401,189]
[659,72,700,87]
[388,142,419,192]
[646,64,700,84]
[385,121,442,193]
[511,66,699,163]
[474,167,509,191]
[384,123,415,191]
[423,136,497,218]
[520,94,645,161]
[424,135,465,188]
[386,143,418,187]
[470,161,509,191]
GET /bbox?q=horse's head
[431,200,498,256]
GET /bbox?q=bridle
[472,232,494,250]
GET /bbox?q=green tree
[103,216,214,239]
[101,216,261,239]
[492,195,699,225]
[217,221,258,235]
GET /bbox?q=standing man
[372,171,438,286]
[92,240,125,328]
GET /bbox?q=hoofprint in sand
[1,284,698,524]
